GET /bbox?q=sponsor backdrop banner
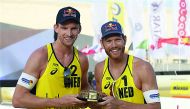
[91,0,190,60]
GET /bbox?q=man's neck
[109,54,128,66]
[53,41,73,54]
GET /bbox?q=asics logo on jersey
[104,82,111,89]
[50,68,58,75]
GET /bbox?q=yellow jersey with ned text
[101,55,145,104]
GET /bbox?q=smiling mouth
[65,37,73,41]
[110,49,120,53]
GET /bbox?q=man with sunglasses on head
[94,21,161,109]
[12,6,89,109]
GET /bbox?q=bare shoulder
[133,57,154,75]
[133,56,158,90]
[77,50,89,76]
[78,50,88,64]
[77,50,89,69]
[94,60,105,91]
[31,46,47,59]
[28,45,48,64]
[95,61,105,71]
[94,61,105,80]
[24,45,48,78]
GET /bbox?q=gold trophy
[77,90,104,102]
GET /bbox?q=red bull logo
[63,9,76,17]
[105,23,118,32]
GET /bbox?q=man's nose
[111,41,117,47]
[66,29,72,36]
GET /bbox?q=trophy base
[77,96,104,102]
[77,90,105,102]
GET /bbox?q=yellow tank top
[101,55,145,104]
[36,43,82,109]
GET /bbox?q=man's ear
[123,35,127,45]
[79,24,82,33]
[100,39,104,49]
[54,24,58,33]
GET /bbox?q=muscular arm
[12,46,50,108]
[78,51,90,90]
[12,47,84,108]
[117,58,161,109]
[98,58,161,109]
[94,62,104,92]
[99,96,160,109]
[137,60,161,109]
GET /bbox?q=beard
[104,47,125,59]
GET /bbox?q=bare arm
[136,60,161,109]
[117,58,161,109]
[88,61,104,109]
[78,51,90,90]
[94,62,104,92]
[99,97,160,109]
[98,58,161,109]
[12,47,84,108]
[12,46,49,108]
